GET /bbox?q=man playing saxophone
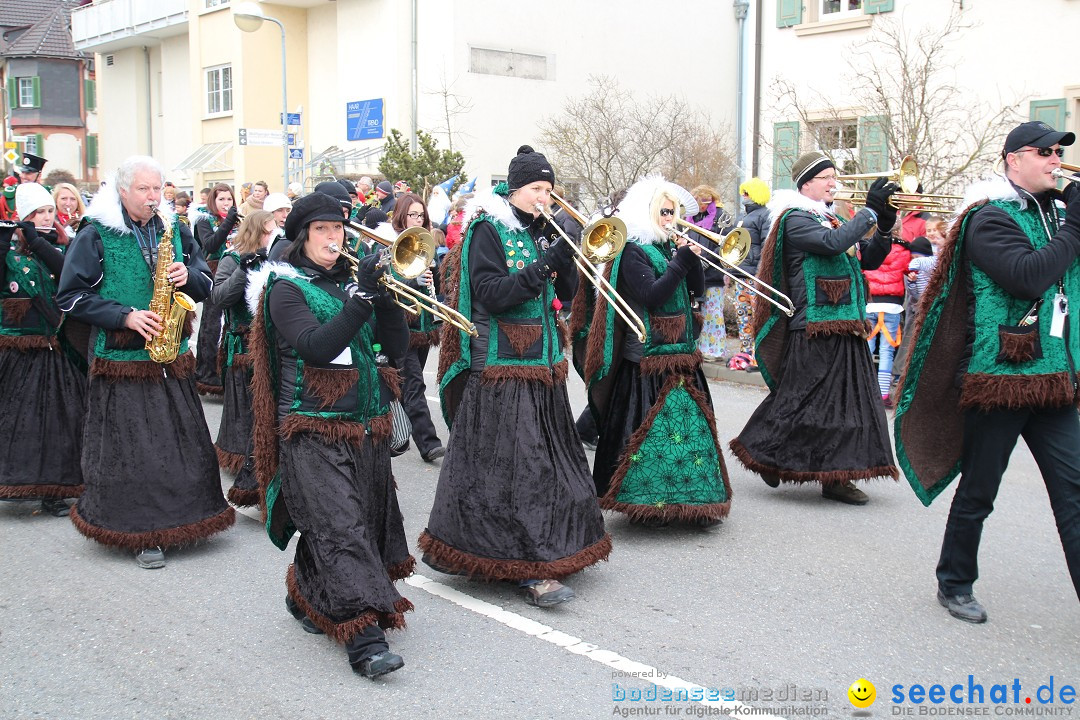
[57,155,234,570]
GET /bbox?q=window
[469,48,550,81]
[821,0,862,18]
[10,77,41,109]
[25,134,41,155]
[809,120,858,172]
[205,65,232,116]
[205,0,229,7]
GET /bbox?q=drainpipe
[752,0,763,176]
[143,46,153,153]
[734,0,749,210]
[411,0,418,152]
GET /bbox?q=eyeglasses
[813,173,837,182]
[659,208,676,217]
[405,212,426,220]
[1015,147,1065,158]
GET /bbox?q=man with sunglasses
[730,150,900,506]
[895,121,1080,623]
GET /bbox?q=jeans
[867,310,901,397]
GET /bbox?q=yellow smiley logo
[848,678,876,709]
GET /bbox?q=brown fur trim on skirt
[378,365,403,401]
[92,353,197,384]
[215,445,246,473]
[279,414,368,447]
[70,504,235,550]
[806,319,870,338]
[226,486,260,508]
[960,372,1076,412]
[303,366,359,410]
[230,352,253,371]
[0,334,58,351]
[729,438,898,484]
[0,482,83,499]
[639,350,702,376]
[386,556,417,582]
[417,530,612,582]
[409,329,442,349]
[2,298,31,324]
[600,497,730,523]
[286,563,411,643]
[480,360,568,386]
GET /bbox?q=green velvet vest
[92,218,186,362]
[222,250,255,367]
[634,241,697,356]
[0,239,62,337]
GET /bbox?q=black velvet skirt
[420,372,611,581]
[593,360,731,522]
[216,359,258,506]
[730,330,898,485]
[280,432,413,642]
[0,345,87,499]
[72,371,234,549]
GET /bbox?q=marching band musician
[419,145,610,607]
[52,183,86,236]
[210,209,274,506]
[896,121,1080,622]
[56,155,233,569]
[389,192,445,462]
[586,176,732,527]
[730,151,900,505]
[0,184,86,516]
[193,183,240,394]
[248,192,413,679]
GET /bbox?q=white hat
[287,182,303,196]
[15,182,55,220]
[264,192,292,213]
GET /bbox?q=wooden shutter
[858,115,889,173]
[7,80,17,109]
[86,135,98,168]
[30,77,40,108]
[772,121,801,190]
[863,0,894,14]
[776,0,802,28]
[84,79,96,112]
[34,134,44,156]
[1029,99,1067,130]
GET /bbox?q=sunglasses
[659,208,676,217]
[1015,147,1065,158]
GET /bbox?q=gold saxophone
[145,213,196,364]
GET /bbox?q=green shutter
[772,121,801,190]
[7,80,17,110]
[86,135,98,168]
[34,134,44,156]
[776,0,802,28]
[84,79,96,112]
[1029,99,1067,130]
[30,77,40,108]
[863,0,894,14]
[858,115,889,173]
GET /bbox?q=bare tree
[424,74,474,154]
[540,75,737,209]
[772,6,1024,195]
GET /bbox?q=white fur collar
[616,175,671,245]
[959,174,1021,210]
[464,186,524,231]
[85,175,176,235]
[764,189,837,239]
[245,261,306,316]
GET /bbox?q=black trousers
[400,345,441,456]
[575,407,597,444]
[196,298,223,388]
[937,405,1080,600]
[345,625,389,664]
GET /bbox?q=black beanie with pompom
[506,145,555,191]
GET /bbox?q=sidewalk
[701,359,767,387]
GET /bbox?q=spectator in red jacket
[863,234,910,407]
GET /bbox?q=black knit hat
[909,236,932,256]
[507,145,555,191]
[313,181,352,212]
[284,192,346,240]
[363,208,388,229]
[338,178,357,197]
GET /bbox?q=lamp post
[233,2,289,189]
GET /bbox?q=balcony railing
[71,0,188,51]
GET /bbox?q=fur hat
[15,182,54,219]
[791,151,834,190]
[507,145,555,191]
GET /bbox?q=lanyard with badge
[1028,192,1069,338]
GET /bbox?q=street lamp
[233,1,289,189]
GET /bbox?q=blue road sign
[346,99,384,141]
[281,112,302,126]
[289,148,303,160]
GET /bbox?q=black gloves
[864,177,899,233]
[355,253,385,297]
[544,238,575,275]
[0,222,15,245]
[15,221,38,243]
[1062,178,1080,208]
[671,244,699,275]
[223,205,240,231]
[239,248,267,269]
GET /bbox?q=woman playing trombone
[586,176,732,527]
[420,146,610,607]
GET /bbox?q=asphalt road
[3,358,1078,720]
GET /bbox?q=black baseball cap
[1003,121,1075,156]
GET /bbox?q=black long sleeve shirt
[194,213,238,258]
[57,211,212,330]
[617,241,705,361]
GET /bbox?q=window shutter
[86,135,98,168]
[34,134,44,156]
[1029,99,1067,130]
[858,115,889,173]
[863,0,894,14]
[30,77,41,108]
[7,80,17,109]
[772,121,801,190]
[84,79,96,112]
[776,0,802,28]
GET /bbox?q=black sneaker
[761,472,781,488]
[937,589,988,623]
[421,446,446,463]
[39,498,71,517]
[352,651,405,679]
[822,481,869,505]
[285,595,325,635]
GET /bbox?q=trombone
[672,219,796,317]
[329,224,478,337]
[832,155,963,213]
[536,193,647,342]
[1053,161,1080,185]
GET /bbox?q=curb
[702,361,767,387]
